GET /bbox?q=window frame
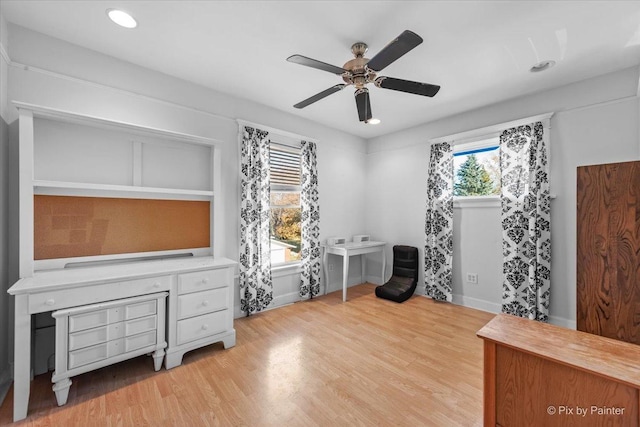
[453,137,501,208]
[269,140,303,267]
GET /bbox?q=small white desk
[322,241,386,301]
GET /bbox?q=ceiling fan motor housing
[343,42,377,88]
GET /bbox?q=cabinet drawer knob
[153,282,161,288]
[45,299,55,306]
[202,300,209,307]
[202,277,209,284]
[201,324,209,331]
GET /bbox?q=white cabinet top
[8,256,237,295]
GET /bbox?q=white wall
[452,204,503,312]
[0,9,11,403]
[365,66,640,327]
[3,24,368,318]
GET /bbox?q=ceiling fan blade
[366,30,423,72]
[294,84,347,109]
[354,88,372,122]
[375,76,440,97]
[287,54,347,75]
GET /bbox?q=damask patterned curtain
[239,125,273,315]
[424,141,454,302]
[299,140,321,298]
[500,121,551,321]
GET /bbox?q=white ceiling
[2,1,640,139]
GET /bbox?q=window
[453,140,500,197]
[269,142,301,265]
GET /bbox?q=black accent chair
[375,245,418,303]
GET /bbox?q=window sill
[271,262,302,278]
[453,196,500,209]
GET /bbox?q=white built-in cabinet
[7,102,236,422]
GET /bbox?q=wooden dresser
[478,314,640,427]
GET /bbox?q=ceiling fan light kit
[106,9,137,29]
[287,30,441,123]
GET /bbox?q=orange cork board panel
[34,195,210,260]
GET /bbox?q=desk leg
[343,255,349,302]
[323,249,329,295]
[13,294,31,421]
[361,255,366,284]
[381,248,386,285]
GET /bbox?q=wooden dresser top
[477,314,640,389]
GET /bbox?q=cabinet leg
[52,378,72,406]
[165,352,183,370]
[152,349,165,372]
[13,295,31,421]
[222,331,236,349]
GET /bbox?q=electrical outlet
[466,273,478,284]
[329,264,334,271]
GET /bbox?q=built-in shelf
[14,101,218,147]
[33,180,214,201]
[15,100,224,273]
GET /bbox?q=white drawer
[125,315,156,337]
[68,298,156,333]
[125,330,156,353]
[69,307,125,333]
[176,310,229,346]
[177,287,229,320]
[125,300,156,320]
[120,275,171,292]
[69,338,124,370]
[178,268,231,295]
[30,275,170,314]
[68,322,125,351]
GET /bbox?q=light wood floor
[0,284,495,426]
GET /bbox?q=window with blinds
[270,143,301,189]
[269,143,302,265]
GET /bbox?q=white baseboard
[232,285,578,331]
[0,367,11,406]
[272,290,302,308]
[233,290,302,318]
[365,275,384,286]
[451,294,501,314]
[450,293,576,329]
[324,277,370,295]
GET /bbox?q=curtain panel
[424,141,454,302]
[500,121,551,321]
[299,140,321,298]
[239,125,274,315]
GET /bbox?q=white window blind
[270,143,301,188]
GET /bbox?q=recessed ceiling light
[367,118,381,125]
[107,9,137,29]
[530,60,556,73]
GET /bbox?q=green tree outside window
[454,154,498,196]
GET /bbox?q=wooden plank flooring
[0,284,494,426]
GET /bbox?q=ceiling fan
[287,30,440,123]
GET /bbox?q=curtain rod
[236,119,319,144]
[428,112,554,146]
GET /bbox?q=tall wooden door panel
[577,160,640,344]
